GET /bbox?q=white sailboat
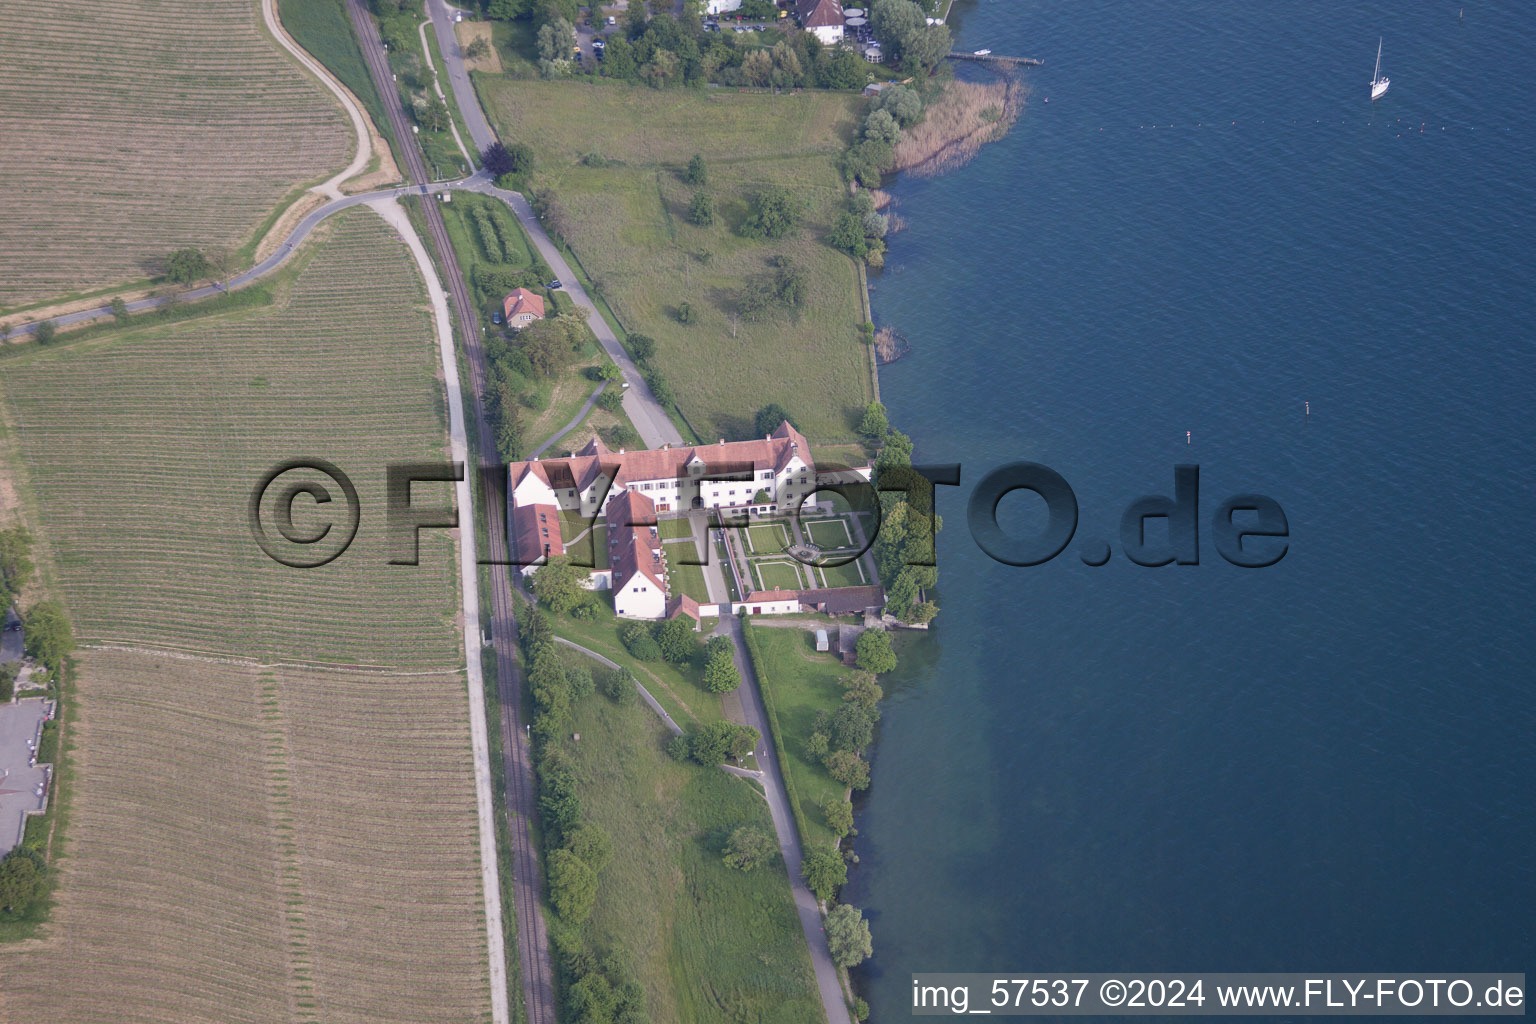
[1371,38,1390,101]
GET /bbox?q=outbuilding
[815,628,829,652]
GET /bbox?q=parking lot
[0,697,54,856]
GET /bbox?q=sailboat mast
[1374,38,1382,82]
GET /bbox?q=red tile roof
[503,288,545,322]
[512,502,565,563]
[511,420,813,498]
[608,490,668,593]
[798,0,844,29]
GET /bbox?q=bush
[164,247,210,284]
[601,668,637,705]
[676,301,694,325]
[33,320,56,346]
[683,153,707,186]
[547,848,597,923]
[595,388,625,413]
[0,848,44,913]
[654,616,697,663]
[687,191,714,226]
[629,333,657,363]
[620,620,662,661]
[754,403,790,437]
[665,734,692,762]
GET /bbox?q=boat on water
[1371,38,1390,100]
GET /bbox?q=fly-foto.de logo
[248,460,1288,570]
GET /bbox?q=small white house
[706,0,742,13]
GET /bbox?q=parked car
[607,14,616,25]
[491,311,504,325]
[548,280,562,289]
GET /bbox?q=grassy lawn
[558,684,824,1023]
[805,517,855,550]
[0,1,350,307]
[476,77,873,444]
[752,559,806,593]
[549,609,726,730]
[742,623,853,852]
[746,521,792,554]
[658,516,694,540]
[668,557,712,604]
[811,557,868,589]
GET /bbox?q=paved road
[344,2,555,1022]
[718,615,855,1024]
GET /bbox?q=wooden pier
[947,51,1044,68]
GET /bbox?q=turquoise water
[849,1,1536,1016]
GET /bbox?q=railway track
[343,3,555,1022]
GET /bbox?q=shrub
[687,191,714,226]
[683,153,707,186]
[547,848,597,923]
[620,621,662,661]
[654,616,697,663]
[32,321,56,345]
[22,600,73,670]
[595,388,624,413]
[601,668,637,704]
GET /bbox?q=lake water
[847,1,1536,1017]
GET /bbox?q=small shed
[815,628,829,652]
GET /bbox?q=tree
[722,825,775,870]
[842,670,883,712]
[109,296,130,323]
[547,848,598,923]
[676,300,694,325]
[629,333,657,363]
[23,600,73,669]
[691,720,759,765]
[483,141,533,179]
[855,629,897,675]
[740,187,800,240]
[874,83,923,126]
[164,247,210,284]
[415,93,451,132]
[0,849,42,912]
[830,702,875,753]
[821,46,866,90]
[624,0,648,38]
[32,320,56,346]
[702,640,741,694]
[603,36,639,80]
[620,620,663,661]
[824,749,871,790]
[801,848,847,902]
[822,797,854,837]
[863,108,902,145]
[909,599,939,624]
[858,401,889,441]
[825,904,873,967]
[487,0,532,18]
[841,138,894,188]
[687,191,714,226]
[465,36,491,60]
[683,153,707,186]
[863,211,889,239]
[654,616,697,663]
[754,403,791,437]
[828,210,867,258]
[537,17,576,63]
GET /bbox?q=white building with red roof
[507,421,875,619]
[797,0,845,45]
[503,288,545,329]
